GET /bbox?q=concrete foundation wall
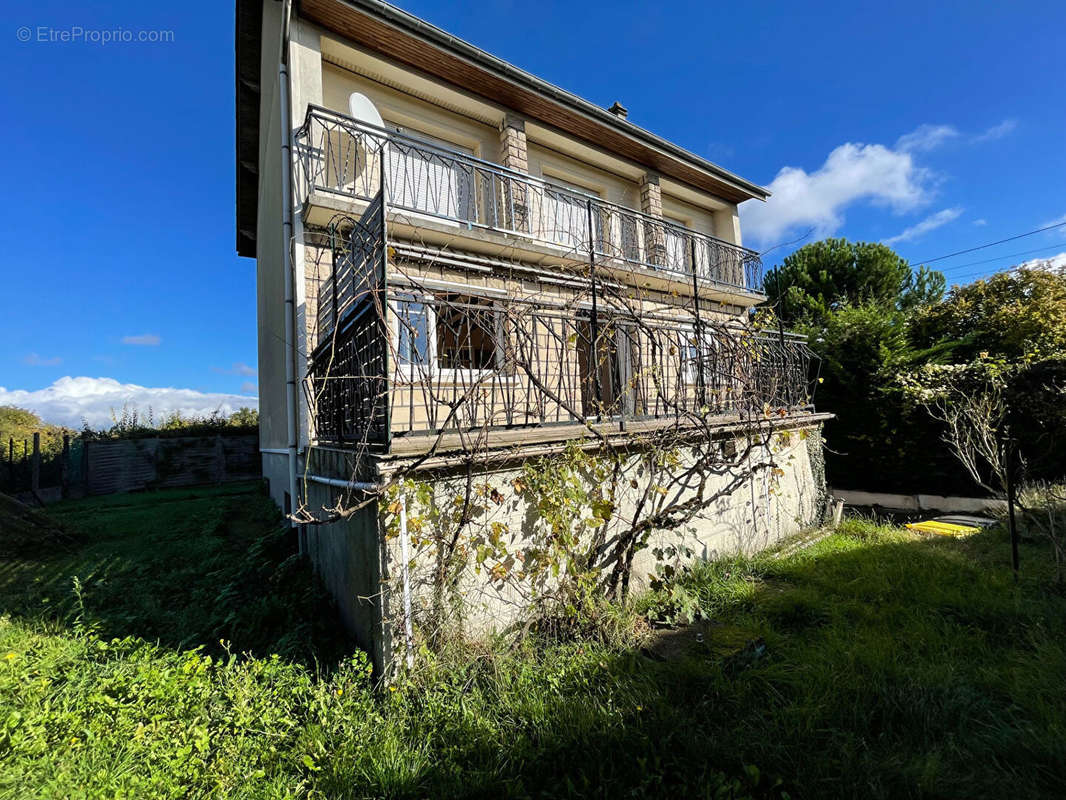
[261,452,289,511]
[384,428,822,639]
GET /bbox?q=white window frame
[389,291,510,385]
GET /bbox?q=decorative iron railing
[294,105,763,293]
[305,204,813,447]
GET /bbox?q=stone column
[498,114,530,232]
[639,172,666,265]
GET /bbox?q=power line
[912,220,1066,264]
[939,241,1066,273]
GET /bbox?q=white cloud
[741,139,934,247]
[241,380,258,394]
[213,362,257,377]
[1018,252,1066,274]
[973,119,1017,143]
[1043,212,1066,229]
[0,376,258,429]
[23,353,62,367]
[896,124,959,153]
[973,219,988,226]
[122,333,161,346]
[883,207,964,245]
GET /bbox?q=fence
[2,433,260,501]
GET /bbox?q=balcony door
[662,215,691,273]
[385,125,476,223]
[577,316,640,418]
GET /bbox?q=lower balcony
[294,105,764,304]
[306,289,816,457]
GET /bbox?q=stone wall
[301,421,825,670]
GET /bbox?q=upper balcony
[293,106,764,304]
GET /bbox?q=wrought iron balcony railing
[307,287,812,447]
[294,105,763,294]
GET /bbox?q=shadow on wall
[0,482,352,667]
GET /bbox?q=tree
[909,268,1066,362]
[228,407,260,428]
[764,238,944,326]
[899,359,1012,497]
[0,406,69,458]
[762,240,951,493]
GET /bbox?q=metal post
[31,433,40,495]
[329,224,339,330]
[1003,435,1020,580]
[587,199,602,418]
[380,152,392,452]
[690,238,705,410]
[61,434,70,499]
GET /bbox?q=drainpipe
[279,0,299,543]
[398,494,415,669]
[305,475,415,668]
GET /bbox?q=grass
[1,485,1064,798]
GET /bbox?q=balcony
[293,105,763,300]
[305,212,814,455]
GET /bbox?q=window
[395,292,432,367]
[385,125,476,223]
[663,215,691,273]
[392,291,507,378]
[537,175,601,252]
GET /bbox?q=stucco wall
[380,425,823,641]
[255,2,288,454]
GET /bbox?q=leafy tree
[0,406,70,459]
[764,238,944,326]
[228,407,260,428]
[909,269,1066,362]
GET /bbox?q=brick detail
[639,173,667,265]
[499,114,530,232]
[303,243,333,355]
[498,114,529,172]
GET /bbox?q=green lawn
[1,485,1064,799]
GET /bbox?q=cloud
[241,381,258,394]
[122,333,161,346]
[23,353,62,367]
[1018,252,1066,274]
[883,207,964,245]
[0,376,258,429]
[973,219,988,227]
[212,362,257,377]
[741,138,934,247]
[896,124,960,153]
[973,119,1017,143]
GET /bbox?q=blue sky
[2,0,1064,426]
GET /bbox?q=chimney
[607,101,628,120]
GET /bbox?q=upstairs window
[385,125,476,223]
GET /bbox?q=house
[235,0,830,670]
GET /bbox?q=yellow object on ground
[905,520,980,536]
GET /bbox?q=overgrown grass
[1,489,1064,798]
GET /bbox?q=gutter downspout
[305,475,415,669]
[279,0,299,545]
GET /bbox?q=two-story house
[236,0,829,670]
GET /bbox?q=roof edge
[320,0,770,202]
